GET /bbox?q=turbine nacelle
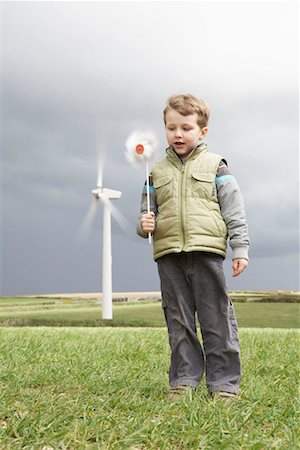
[92,187,122,200]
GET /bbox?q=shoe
[211,391,239,400]
[168,385,193,399]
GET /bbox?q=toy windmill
[125,130,159,244]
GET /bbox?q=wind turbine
[78,132,131,320]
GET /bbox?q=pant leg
[157,253,205,388]
[191,252,242,395]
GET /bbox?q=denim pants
[157,251,241,394]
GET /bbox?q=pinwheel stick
[146,160,152,245]
[135,142,152,245]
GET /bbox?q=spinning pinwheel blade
[125,129,159,244]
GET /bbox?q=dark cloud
[1,1,299,295]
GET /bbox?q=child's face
[165,108,208,159]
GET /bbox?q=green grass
[0,298,299,328]
[0,327,299,449]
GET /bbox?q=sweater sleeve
[136,174,158,238]
[216,160,250,260]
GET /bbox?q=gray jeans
[157,251,241,394]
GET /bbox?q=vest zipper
[179,163,186,249]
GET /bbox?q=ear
[199,127,208,139]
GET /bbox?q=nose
[175,128,182,138]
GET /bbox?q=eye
[183,127,192,131]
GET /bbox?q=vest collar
[166,143,207,168]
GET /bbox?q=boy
[137,94,250,399]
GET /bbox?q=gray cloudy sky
[1,1,299,296]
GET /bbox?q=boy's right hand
[141,212,156,233]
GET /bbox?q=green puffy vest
[151,143,228,260]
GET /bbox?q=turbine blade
[98,193,132,235]
[76,198,98,241]
[96,123,111,187]
[96,143,105,188]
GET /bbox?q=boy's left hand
[232,258,248,277]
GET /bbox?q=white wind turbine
[78,131,131,320]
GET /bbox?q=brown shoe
[211,391,239,400]
[168,385,193,399]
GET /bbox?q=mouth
[174,142,184,146]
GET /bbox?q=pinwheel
[125,129,159,244]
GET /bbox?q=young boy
[137,94,250,399]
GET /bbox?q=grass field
[0,296,299,328]
[0,327,299,449]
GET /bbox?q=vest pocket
[153,174,173,205]
[191,171,215,199]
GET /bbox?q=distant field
[9,289,299,302]
[0,327,299,449]
[0,291,299,328]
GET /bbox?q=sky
[1,0,299,296]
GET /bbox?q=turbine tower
[92,187,122,320]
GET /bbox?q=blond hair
[163,94,210,129]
